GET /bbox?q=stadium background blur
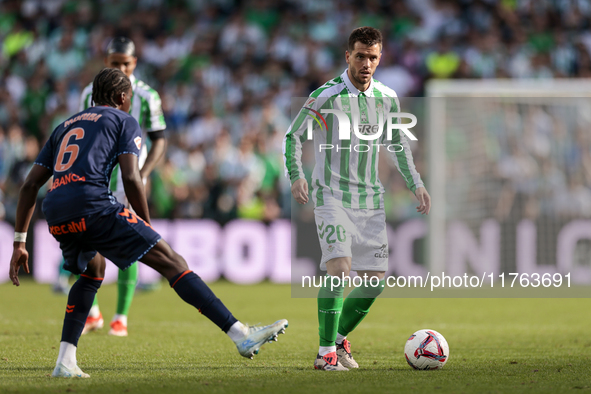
[1,0,591,280]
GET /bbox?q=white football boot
[51,363,90,378]
[336,339,359,369]
[313,352,349,371]
[235,319,288,359]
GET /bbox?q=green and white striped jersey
[283,69,423,210]
[80,74,166,193]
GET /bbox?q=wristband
[14,232,27,243]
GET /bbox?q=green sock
[318,276,344,346]
[338,280,385,337]
[116,262,139,316]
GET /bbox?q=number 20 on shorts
[318,223,346,244]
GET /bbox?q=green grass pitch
[1,279,591,393]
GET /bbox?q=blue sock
[169,271,237,332]
[61,275,103,346]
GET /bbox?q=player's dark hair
[106,37,136,57]
[91,68,132,107]
[348,27,382,52]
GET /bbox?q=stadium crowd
[1,0,591,224]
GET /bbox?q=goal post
[426,79,591,284]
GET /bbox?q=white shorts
[112,189,128,206]
[112,178,147,208]
[314,204,388,272]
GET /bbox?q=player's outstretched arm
[119,153,151,224]
[415,186,431,215]
[283,96,318,196]
[10,164,52,286]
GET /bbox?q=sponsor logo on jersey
[355,124,381,135]
[134,136,142,150]
[374,243,388,258]
[49,218,87,235]
[49,173,86,191]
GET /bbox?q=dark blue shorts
[49,204,162,275]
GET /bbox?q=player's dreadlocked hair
[91,68,132,107]
[348,26,382,52]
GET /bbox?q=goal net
[427,80,591,286]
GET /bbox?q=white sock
[56,342,77,369]
[319,345,336,356]
[335,333,346,345]
[112,314,127,326]
[88,305,100,318]
[227,321,248,342]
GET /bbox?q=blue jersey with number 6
[35,106,142,225]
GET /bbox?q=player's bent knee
[326,256,352,277]
[85,254,106,278]
[140,240,188,279]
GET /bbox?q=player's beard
[351,65,373,87]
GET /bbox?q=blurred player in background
[284,27,430,371]
[76,37,166,337]
[9,68,288,378]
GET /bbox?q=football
[404,329,449,370]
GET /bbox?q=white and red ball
[404,329,449,370]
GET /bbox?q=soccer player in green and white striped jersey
[79,37,167,337]
[284,27,431,371]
